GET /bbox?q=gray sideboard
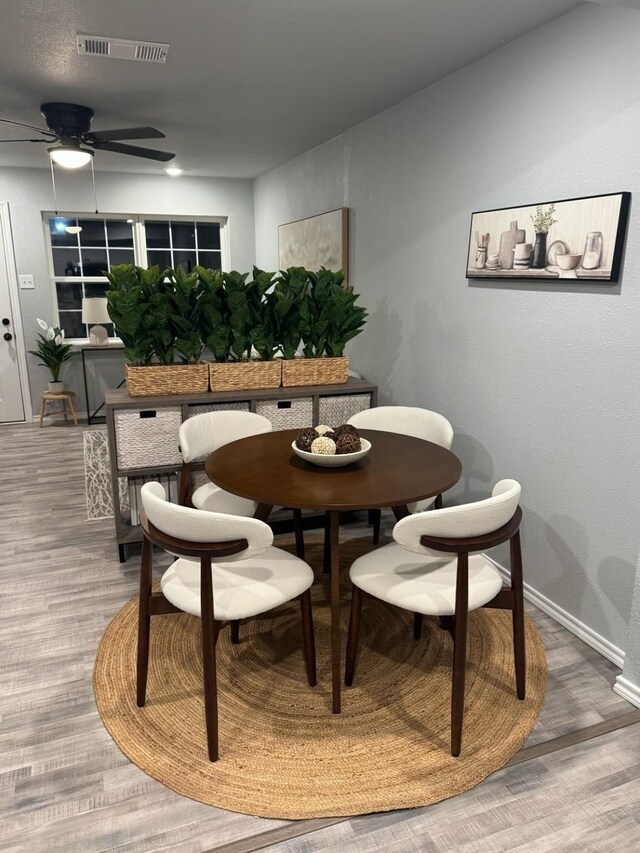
[105,377,378,561]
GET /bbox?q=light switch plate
[18,274,35,289]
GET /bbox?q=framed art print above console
[466,192,630,282]
[278,208,349,283]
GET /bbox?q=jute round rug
[94,537,547,819]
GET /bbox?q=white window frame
[43,212,229,344]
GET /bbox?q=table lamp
[82,297,111,345]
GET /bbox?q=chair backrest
[179,410,272,463]
[348,406,453,449]
[141,481,273,560]
[393,479,521,556]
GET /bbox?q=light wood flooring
[1,421,639,853]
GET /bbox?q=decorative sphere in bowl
[291,438,371,467]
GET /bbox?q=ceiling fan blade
[93,140,175,161]
[90,126,166,142]
[0,138,49,143]
[0,117,55,136]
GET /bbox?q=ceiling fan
[0,102,175,168]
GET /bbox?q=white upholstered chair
[137,481,316,762]
[178,410,273,515]
[344,479,525,756]
[347,406,454,543]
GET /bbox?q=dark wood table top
[205,428,462,512]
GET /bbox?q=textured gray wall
[0,167,256,415]
[254,2,640,656]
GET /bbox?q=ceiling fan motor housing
[40,102,94,137]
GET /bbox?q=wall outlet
[18,274,35,289]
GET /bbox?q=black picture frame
[465,191,630,283]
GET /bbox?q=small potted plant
[106,264,208,396]
[28,319,75,392]
[200,267,282,391]
[280,267,368,387]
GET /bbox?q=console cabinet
[105,377,377,560]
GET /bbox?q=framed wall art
[278,207,349,281]
[466,192,630,282]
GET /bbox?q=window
[45,213,226,340]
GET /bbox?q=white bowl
[291,438,371,468]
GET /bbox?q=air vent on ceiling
[77,35,169,63]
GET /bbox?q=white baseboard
[486,555,625,670]
[613,675,640,708]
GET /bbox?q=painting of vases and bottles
[466,192,630,282]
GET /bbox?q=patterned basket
[281,356,349,387]
[114,407,183,470]
[255,397,314,430]
[209,360,282,392]
[318,393,372,425]
[125,363,209,397]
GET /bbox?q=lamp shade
[82,297,110,325]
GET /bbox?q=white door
[0,205,26,423]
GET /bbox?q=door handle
[1,318,10,326]
[3,332,12,341]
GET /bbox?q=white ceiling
[0,0,584,179]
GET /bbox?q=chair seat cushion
[349,543,503,616]
[161,547,314,621]
[192,482,257,517]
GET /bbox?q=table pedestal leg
[330,509,341,713]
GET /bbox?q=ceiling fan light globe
[49,146,93,169]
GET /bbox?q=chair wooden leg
[300,590,317,687]
[136,535,153,707]
[413,612,423,640]
[200,555,219,762]
[371,508,381,545]
[510,530,526,700]
[345,584,363,686]
[451,552,469,757]
[293,508,305,560]
[39,397,45,427]
[230,620,240,645]
[178,462,192,507]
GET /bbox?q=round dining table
[205,427,462,713]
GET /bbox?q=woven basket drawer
[255,397,313,431]
[187,402,250,418]
[319,393,372,425]
[114,407,183,471]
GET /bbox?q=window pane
[80,249,108,276]
[173,250,197,273]
[109,249,135,268]
[49,217,79,247]
[147,250,172,270]
[85,281,110,298]
[106,220,134,248]
[53,248,81,276]
[78,219,106,246]
[197,223,221,250]
[171,221,196,249]
[55,281,83,310]
[197,250,222,270]
[58,311,86,339]
[145,221,170,248]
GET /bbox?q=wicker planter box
[125,363,209,397]
[281,356,349,387]
[209,360,282,392]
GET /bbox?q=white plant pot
[48,380,65,393]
